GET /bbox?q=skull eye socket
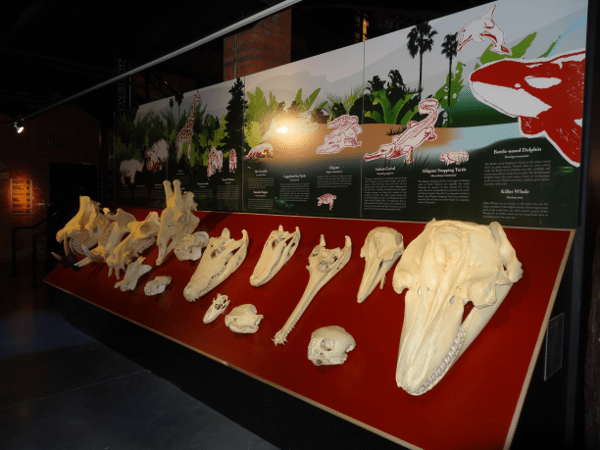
[321,338,335,351]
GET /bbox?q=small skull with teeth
[308,326,355,366]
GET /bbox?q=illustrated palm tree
[441,32,458,107]
[407,22,438,102]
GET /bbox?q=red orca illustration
[469,50,585,166]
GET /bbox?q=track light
[11,121,24,133]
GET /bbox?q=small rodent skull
[308,326,356,366]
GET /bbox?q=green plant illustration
[441,32,458,108]
[475,33,537,69]
[407,21,438,102]
[362,71,420,124]
[432,61,465,126]
[539,40,558,58]
[324,83,366,120]
[368,89,415,124]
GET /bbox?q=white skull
[144,276,172,296]
[358,227,404,303]
[224,304,263,334]
[308,326,356,366]
[203,294,231,324]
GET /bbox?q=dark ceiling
[0,0,492,125]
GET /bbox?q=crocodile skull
[273,235,352,345]
[308,325,356,366]
[357,227,404,303]
[106,211,161,279]
[392,220,523,395]
[174,231,210,261]
[203,294,231,324]
[250,225,300,286]
[156,179,200,265]
[183,228,249,301]
[224,304,263,334]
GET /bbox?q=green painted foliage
[479,32,537,65]
[369,89,415,124]
[294,88,321,112]
[244,120,262,149]
[539,40,558,58]
[434,61,465,111]
[246,87,279,124]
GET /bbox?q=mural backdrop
[115,0,588,229]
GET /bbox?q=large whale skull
[183,228,249,301]
[392,220,523,395]
[357,226,404,303]
[273,235,351,345]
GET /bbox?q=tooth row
[412,327,467,395]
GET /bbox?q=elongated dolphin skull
[273,235,352,345]
[392,220,523,395]
[156,179,200,265]
[250,225,300,287]
[358,227,404,303]
[183,228,249,301]
[308,326,356,366]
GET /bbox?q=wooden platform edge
[503,229,576,449]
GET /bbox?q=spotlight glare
[277,126,288,134]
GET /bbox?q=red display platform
[45,210,573,450]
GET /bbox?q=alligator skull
[183,228,249,301]
[144,276,172,296]
[273,235,352,345]
[308,325,356,366]
[392,220,523,395]
[357,227,404,303]
[224,304,263,334]
[203,294,231,324]
[174,231,209,261]
[53,196,103,261]
[76,209,136,267]
[250,225,300,287]
[156,179,200,265]
[106,211,161,279]
[114,256,152,292]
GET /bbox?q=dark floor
[0,263,280,450]
[2,263,409,450]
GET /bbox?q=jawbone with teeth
[250,225,300,287]
[183,228,249,301]
[273,235,352,345]
[392,220,523,395]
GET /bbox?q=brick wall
[223,8,291,80]
[0,106,101,263]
